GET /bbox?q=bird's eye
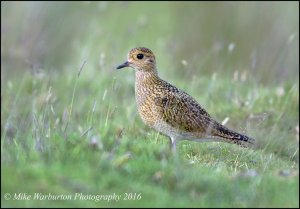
[137,54,144,59]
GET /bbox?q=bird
[116,47,255,152]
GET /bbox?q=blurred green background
[2,1,298,82]
[1,1,299,208]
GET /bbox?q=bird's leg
[169,137,177,153]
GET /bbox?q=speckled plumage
[117,47,255,151]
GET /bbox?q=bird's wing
[153,87,255,146]
[153,87,215,134]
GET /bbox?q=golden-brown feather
[117,47,255,150]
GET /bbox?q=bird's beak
[116,61,129,70]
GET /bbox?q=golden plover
[116,47,255,151]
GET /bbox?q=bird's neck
[135,70,161,108]
[135,70,160,87]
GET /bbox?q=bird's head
[116,47,156,72]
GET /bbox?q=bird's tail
[212,122,255,147]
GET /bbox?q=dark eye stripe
[137,54,144,59]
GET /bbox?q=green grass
[1,68,298,207]
[1,2,299,208]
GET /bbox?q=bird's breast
[135,74,162,127]
[135,84,160,127]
